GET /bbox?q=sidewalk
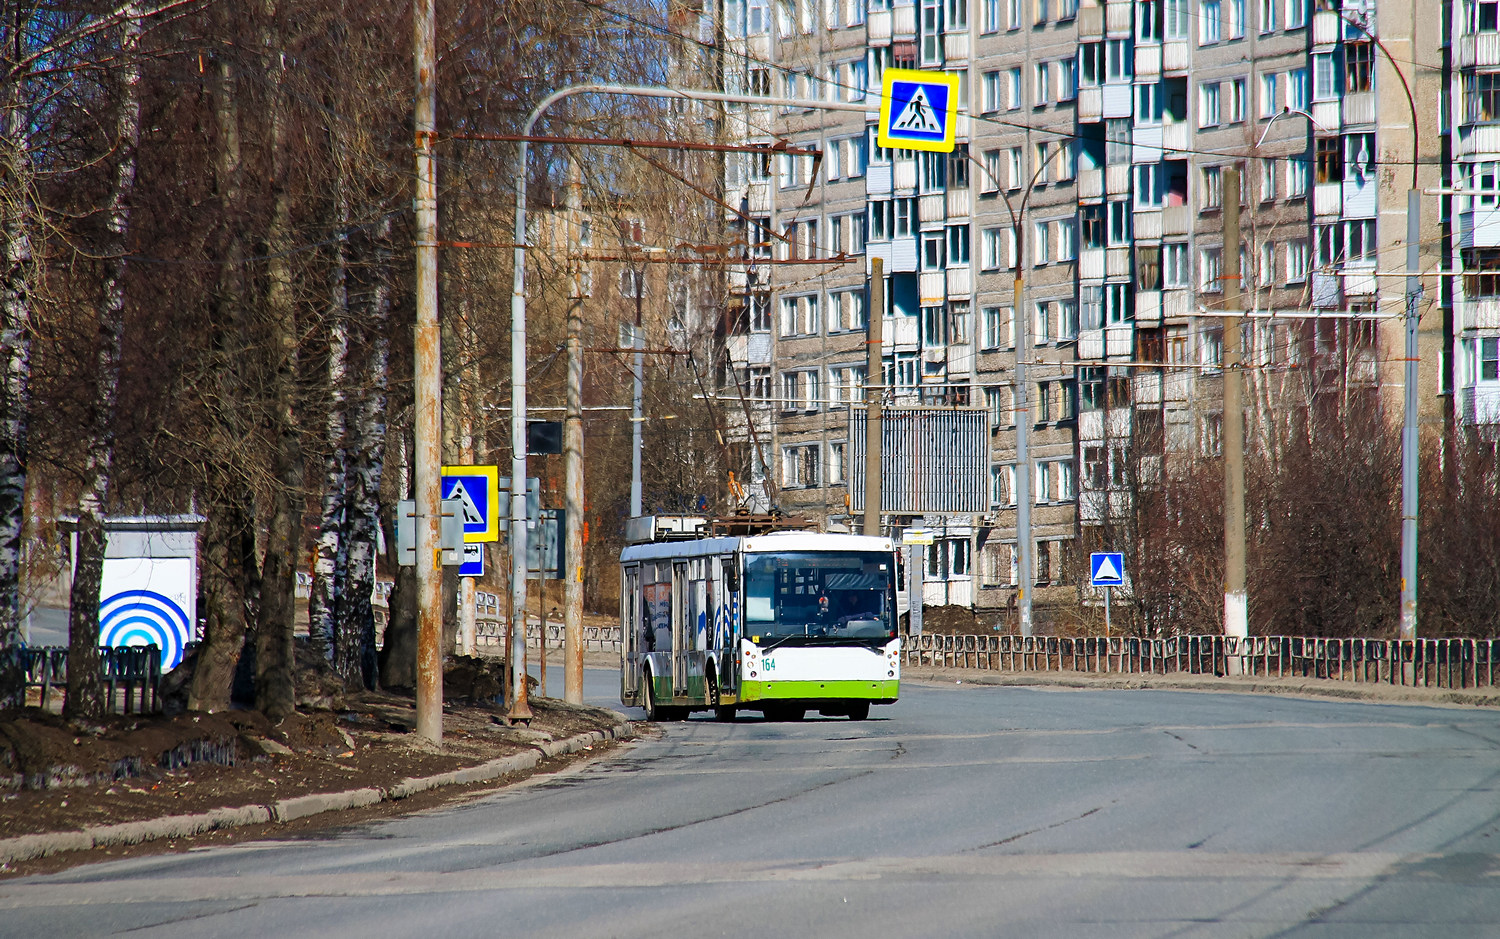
[902,666,1500,709]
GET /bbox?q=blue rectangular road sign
[441,464,499,543]
[1090,552,1125,587]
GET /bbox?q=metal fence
[12,645,163,713]
[474,620,622,654]
[901,634,1500,690]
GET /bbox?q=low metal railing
[9,645,163,713]
[901,634,1500,690]
[473,620,622,653]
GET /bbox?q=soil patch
[0,681,625,870]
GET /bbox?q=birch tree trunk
[253,9,302,721]
[66,2,142,719]
[310,186,349,666]
[189,50,256,713]
[0,18,36,707]
[335,218,390,689]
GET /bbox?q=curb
[903,669,1500,709]
[0,718,634,867]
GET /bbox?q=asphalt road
[3,670,1500,937]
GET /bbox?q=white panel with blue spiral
[99,557,196,670]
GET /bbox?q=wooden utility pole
[1222,166,1247,656]
[863,258,885,537]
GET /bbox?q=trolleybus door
[621,564,639,701]
[672,561,689,695]
[719,556,738,694]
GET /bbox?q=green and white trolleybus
[620,529,900,721]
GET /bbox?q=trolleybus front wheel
[708,671,736,722]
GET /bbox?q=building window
[1198,81,1221,127]
[1258,0,1277,31]
[982,227,1012,271]
[982,305,1012,349]
[1463,248,1500,296]
[1165,0,1189,37]
[1034,61,1051,108]
[922,232,945,269]
[747,366,772,401]
[1200,0,1222,44]
[619,269,645,299]
[782,444,821,488]
[1139,0,1162,40]
[1225,78,1246,123]
[1285,0,1304,28]
[1202,165,1223,208]
[1480,337,1500,382]
[1258,72,1280,119]
[947,224,970,265]
[1259,241,1276,287]
[1345,42,1373,94]
[1007,67,1022,109]
[982,70,1002,112]
[1164,242,1190,287]
[1200,246,1224,292]
[1080,285,1103,330]
[985,385,1011,429]
[1227,0,1244,38]
[1472,0,1500,32]
[1287,238,1310,283]
[828,442,847,484]
[1287,155,1310,197]
[922,304,947,346]
[1313,51,1338,101]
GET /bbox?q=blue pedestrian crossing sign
[441,464,500,543]
[878,68,960,153]
[1090,552,1125,587]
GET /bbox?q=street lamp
[1337,13,1423,641]
[991,142,1065,638]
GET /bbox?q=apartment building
[716,0,1452,624]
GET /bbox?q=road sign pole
[1104,585,1111,638]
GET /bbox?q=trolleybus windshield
[743,551,896,643]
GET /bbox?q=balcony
[894,158,918,191]
[1106,247,1130,278]
[920,270,946,304]
[866,163,893,196]
[1313,181,1342,217]
[1135,290,1162,326]
[1162,205,1192,235]
[1458,123,1500,156]
[1135,44,1161,80]
[1103,83,1132,118]
[1079,328,1104,359]
[1105,325,1134,357]
[867,8,891,43]
[947,342,974,375]
[1133,370,1163,404]
[747,181,772,214]
[1133,125,1164,163]
[1162,40,1189,72]
[1343,265,1377,297]
[919,192,946,224]
[1311,272,1342,308]
[1079,247,1106,280]
[1079,167,1104,199]
[1164,370,1192,401]
[1105,164,1131,194]
[1460,32,1500,68]
[1343,91,1374,126]
[1343,177,1377,217]
[946,265,972,298]
[886,315,920,349]
[893,1,916,38]
[1077,4,1104,39]
[725,332,772,365]
[1134,209,1162,240]
[747,33,769,59]
[1078,86,1103,122]
[1462,384,1500,425]
[1163,288,1190,318]
[1105,0,1132,35]
[1312,10,1347,45]
[944,31,969,63]
[946,187,970,219]
[890,235,919,271]
[1162,121,1189,155]
[1456,297,1500,329]
[1311,99,1340,130]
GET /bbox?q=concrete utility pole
[1400,187,1419,642]
[1013,223,1031,637]
[629,291,644,518]
[563,164,585,705]
[1222,166,1247,652]
[863,258,885,537]
[412,0,443,743]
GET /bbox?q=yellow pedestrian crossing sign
[441,464,500,543]
[878,68,959,153]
